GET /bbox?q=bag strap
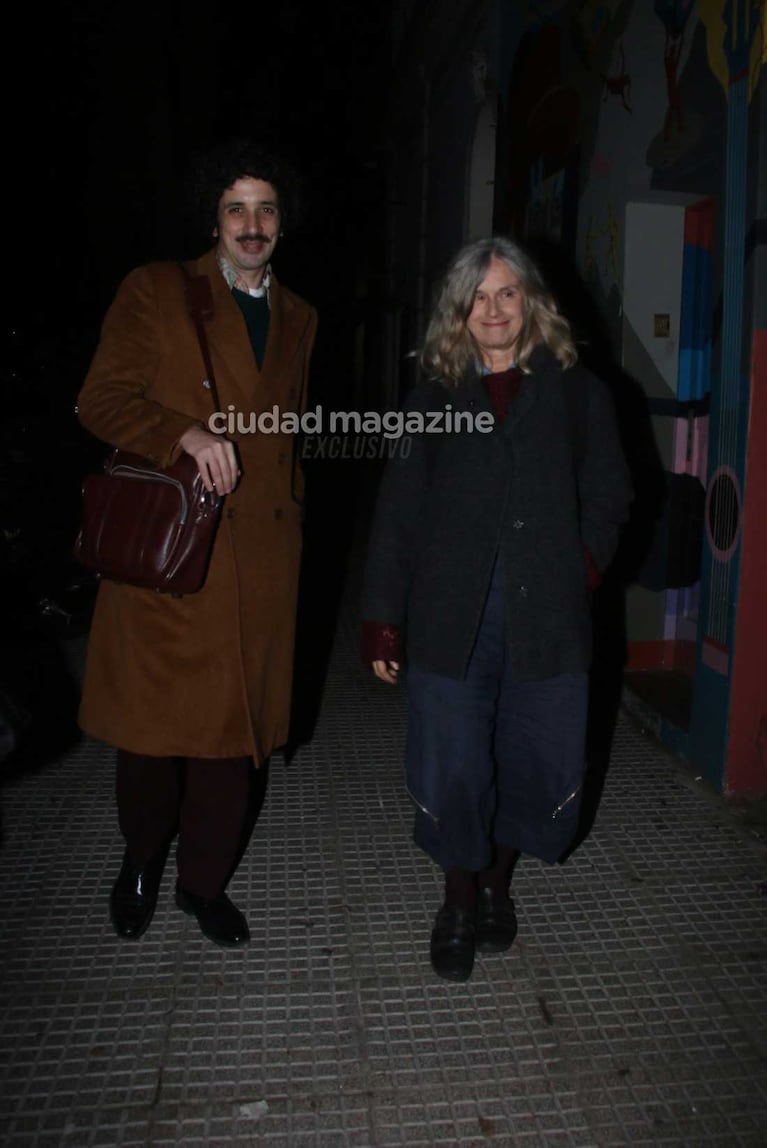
[178,263,222,414]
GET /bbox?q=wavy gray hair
[421,236,577,385]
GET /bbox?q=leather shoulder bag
[74,266,225,596]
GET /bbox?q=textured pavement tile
[1,592,767,1145]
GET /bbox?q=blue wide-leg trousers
[405,561,588,871]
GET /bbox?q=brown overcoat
[76,249,317,762]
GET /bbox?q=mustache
[237,233,271,244]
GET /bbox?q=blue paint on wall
[678,244,712,401]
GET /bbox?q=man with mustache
[77,140,317,946]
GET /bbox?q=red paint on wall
[684,196,715,247]
[626,640,695,672]
[726,329,767,793]
[626,640,669,670]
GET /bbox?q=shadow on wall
[526,238,666,858]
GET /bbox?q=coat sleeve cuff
[361,621,404,665]
[583,546,602,592]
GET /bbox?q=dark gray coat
[361,346,632,682]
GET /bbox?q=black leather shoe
[475,886,518,954]
[430,903,476,982]
[175,882,250,947]
[109,847,168,940]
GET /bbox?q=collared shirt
[480,360,516,375]
[216,252,272,307]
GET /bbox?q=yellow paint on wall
[699,0,766,99]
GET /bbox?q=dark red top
[482,365,523,422]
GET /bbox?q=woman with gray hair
[361,236,632,982]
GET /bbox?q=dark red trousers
[116,750,251,898]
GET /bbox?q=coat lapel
[458,347,558,469]
[499,345,560,443]
[257,278,311,415]
[192,250,260,408]
[453,369,510,484]
[191,251,310,417]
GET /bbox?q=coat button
[513,519,524,530]
[278,451,287,464]
[226,508,235,520]
[274,508,283,520]
[519,585,528,597]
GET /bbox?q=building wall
[725,59,767,794]
[385,0,499,399]
[383,0,767,792]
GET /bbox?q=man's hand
[372,659,400,685]
[179,426,240,494]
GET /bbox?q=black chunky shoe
[109,847,168,940]
[175,882,250,947]
[430,903,476,982]
[475,886,518,954]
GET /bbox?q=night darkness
[3,2,394,734]
[10,2,395,411]
[9,0,393,387]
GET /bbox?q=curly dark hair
[186,137,302,241]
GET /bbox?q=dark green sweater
[232,287,269,368]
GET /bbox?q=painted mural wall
[382,0,765,791]
[494,2,755,356]
[490,0,766,791]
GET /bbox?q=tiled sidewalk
[1,603,767,1146]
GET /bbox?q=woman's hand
[372,659,400,685]
[179,426,240,494]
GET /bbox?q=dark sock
[477,844,521,897]
[444,865,477,912]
